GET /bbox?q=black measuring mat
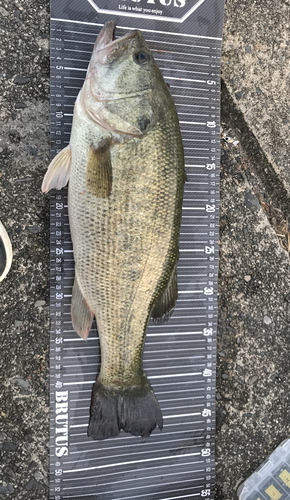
[49,1,224,499]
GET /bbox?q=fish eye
[134,52,149,65]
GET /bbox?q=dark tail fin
[87,375,163,440]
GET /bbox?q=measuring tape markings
[50,18,218,500]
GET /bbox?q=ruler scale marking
[50,3,222,498]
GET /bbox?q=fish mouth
[96,21,138,64]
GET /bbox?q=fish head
[80,22,171,136]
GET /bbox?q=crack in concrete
[221,78,290,256]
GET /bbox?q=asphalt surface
[0,0,289,499]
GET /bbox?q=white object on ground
[0,220,13,282]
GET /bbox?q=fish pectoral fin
[86,141,112,198]
[41,145,72,193]
[151,258,178,324]
[71,276,94,340]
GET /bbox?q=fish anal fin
[86,141,112,198]
[71,276,94,340]
[151,259,178,324]
[41,145,72,193]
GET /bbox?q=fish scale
[69,116,184,386]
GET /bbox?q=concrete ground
[216,1,290,497]
[0,0,289,498]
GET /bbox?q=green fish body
[42,22,185,439]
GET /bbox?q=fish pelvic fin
[87,375,163,440]
[41,145,72,193]
[71,276,94,340]
[151,258,178,324]
[86,141,112,198]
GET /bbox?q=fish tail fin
[87,375,163,440]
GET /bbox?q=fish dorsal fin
[86,141,112,198]
[151,258,178,324]
[41,145,72,193]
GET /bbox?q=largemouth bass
[42,22,185,440]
